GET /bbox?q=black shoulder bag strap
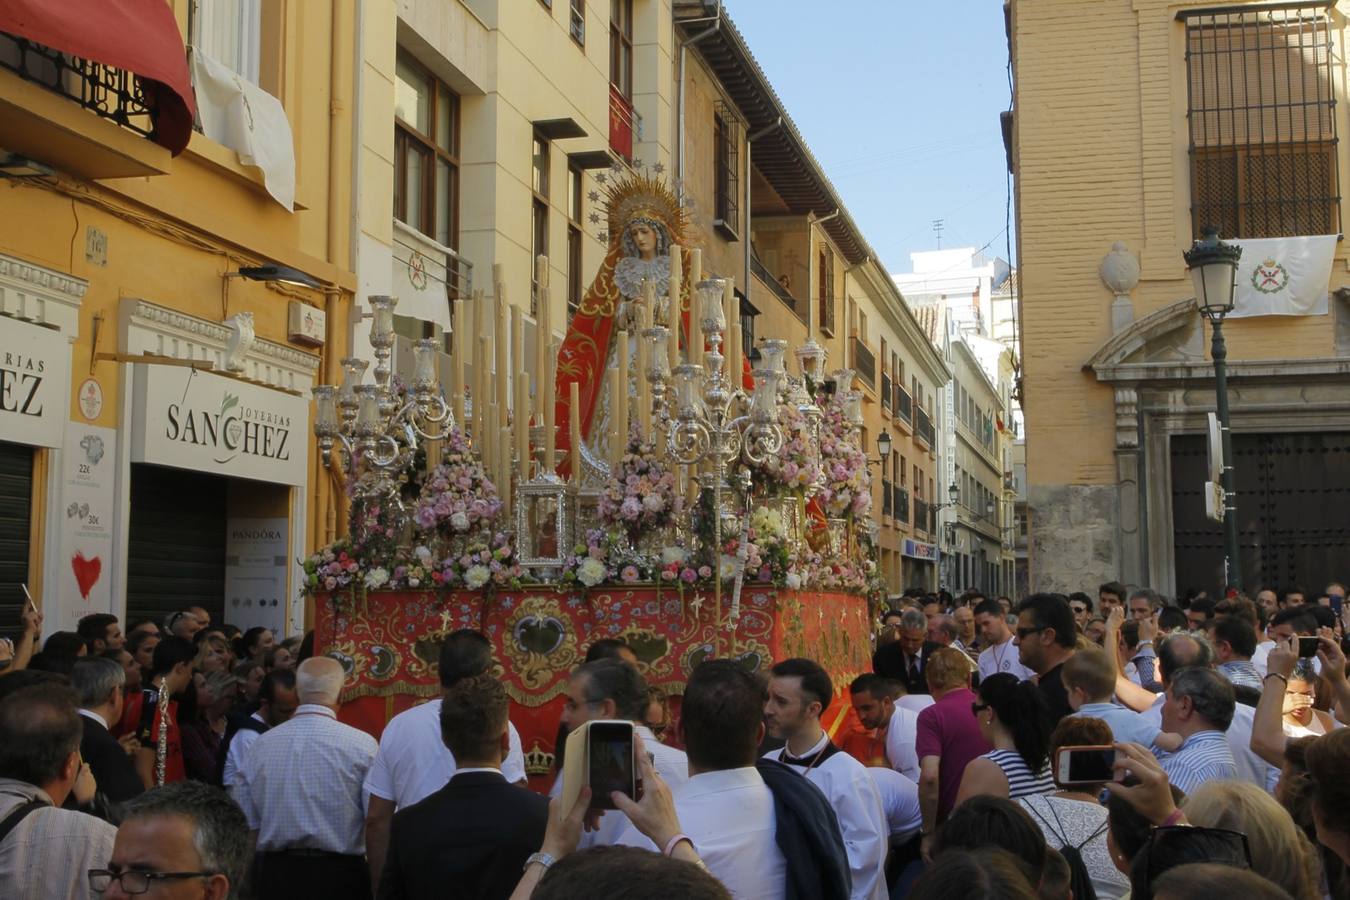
[0,796,50,844]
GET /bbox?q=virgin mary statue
[554,170,692,478]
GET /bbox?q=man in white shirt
[617,660,789,900]
[848,674,921,780]
[221,668,298,793]
[561,657,687,847]
[865,766,922,845]
[765,658,889,900]
[234,657,378,900]
[974,598,1035,681]
[364,630,526,892]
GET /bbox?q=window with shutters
[394,55,459,252]
[818,245,836,336]
[714,110,740,238]
[0,442,32,643]
[610,0,633,99]
[1184,5,1340,239]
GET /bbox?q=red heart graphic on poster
[71,552,102,600]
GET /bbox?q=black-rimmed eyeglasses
[89,869,220,895]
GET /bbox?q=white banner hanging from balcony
[391,219,455,330]
[190,47,296,211]
[1229,235,1335,318]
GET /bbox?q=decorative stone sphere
[1099,241,1140,295]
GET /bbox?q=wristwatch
[524,851,557,872]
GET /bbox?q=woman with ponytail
[956,673,1056,804]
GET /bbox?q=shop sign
[225,516,288,634]
[902,538,938,561]
[55,423,116,629]
[0,317,70,448]
[132,366,308,485]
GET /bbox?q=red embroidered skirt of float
[312,587,872,789]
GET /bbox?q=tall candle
[544,340,557,473]
[500,424,514,510]
[568,381,581,481]
[635,304,650,439]
[689,249,702,366]
[724,277,737,380]
[668,243,682,367]
[610,364,624,465]
[495,287,509,436]
[615,331,629,456]
[450,298,465,426]
[535,255,550,421]
[515,377,529,480]
[474,333,488,447]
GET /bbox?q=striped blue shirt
[1217,660,1263,691]
[1071,701,1162,748]
[1159,730,1237,795]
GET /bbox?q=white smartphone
[1054,745,1116,787]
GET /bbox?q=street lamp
[1183,226,1243,589]
[870,431,892,465]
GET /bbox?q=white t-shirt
[363,697,526,808]
[866,766,922,843]
[222,712,266,790]
[884,706,921,782]
[978,636,1036,682]
[617,767,786,900]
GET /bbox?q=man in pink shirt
[913,647,991,857]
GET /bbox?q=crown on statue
[524,741,556,777]
[597,163,691,246]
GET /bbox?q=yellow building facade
[0,2,356,636]
[1010,0,1350,595]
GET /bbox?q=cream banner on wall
[1230,235,1335,318]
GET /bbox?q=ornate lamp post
[1184,227,1243,589]
[313,294,455,500]
[661,278,785,642]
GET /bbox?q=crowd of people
[0,581,1347,900]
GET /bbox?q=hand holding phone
[586,720,638,811]
[1055,745,1116,787]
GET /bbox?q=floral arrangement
[412,427,503,537]
[598,431,678,539]
[431,531,521,590]
[818,397,872,519]
[751,403,823,497]
[560,528,658,588]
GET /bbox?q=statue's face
[631,222,658,256]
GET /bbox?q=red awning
[0,0,196,156]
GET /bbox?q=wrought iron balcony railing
[915,406,935,448]
[896,384,912,423]
[851,337,875,389]
[894,485,909,524]
[0,33,158,141]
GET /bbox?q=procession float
[306,167,883,782]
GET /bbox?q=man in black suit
[871,608,942,695]
[71,656,145,811]
[377,673,548,900]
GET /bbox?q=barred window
[714,108,740,238]
[1184,4,1340,239]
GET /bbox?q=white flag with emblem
[1229,235,1336,318]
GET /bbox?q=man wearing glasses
[0,681,116,900]
[89,781,246,899]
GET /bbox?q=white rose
[407,577,421,588]
[363,567,390,590]
[464,564,491,590]
[785,572,802,590]
[661,546,686,565]
[578,557,608,587]
[642,493,665,514]
[414,545,433,562]
[449,511,471,532]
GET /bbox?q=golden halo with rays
[602,167,691,247]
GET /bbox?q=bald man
[234,657,378,899]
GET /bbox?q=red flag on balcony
[0,0,196,155]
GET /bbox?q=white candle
[535,255,550,422]
[723,278,737,381]
[635,303,650,439]
[668,243,682,367]
[495,288,509,436]
[544,340,557,474]
[568,381,581,481]
[450,298,465,426]
[689,249,702,366]
[515,376,529,480]
[616,330,629,457]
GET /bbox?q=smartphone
[1298,636,1320,659]
[21,583,36,613]
[1055,745,1116,787]
[586,720,637,810]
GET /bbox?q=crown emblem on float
[523,741,556,777]
[589,159,692,246]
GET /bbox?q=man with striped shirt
[1156,666,1237,795]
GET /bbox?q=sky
[728,0,1014,276]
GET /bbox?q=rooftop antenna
[932,218,945,249]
